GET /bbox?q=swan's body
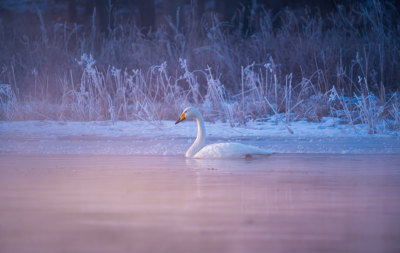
[175,107,272,159]
[192,142,271,158]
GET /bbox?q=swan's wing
[193,143,273,159]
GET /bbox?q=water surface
[0,154,399,253]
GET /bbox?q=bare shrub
[0,84,17,120]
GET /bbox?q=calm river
[0,154,399,253]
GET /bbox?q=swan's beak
[175,113,186,125]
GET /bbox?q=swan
[175,107,273,158]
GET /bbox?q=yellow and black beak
[175,113,186,125]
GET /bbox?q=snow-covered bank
[1,119,399,155]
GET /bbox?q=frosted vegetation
[0,0,399,134]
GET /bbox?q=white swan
[175,107,273,158]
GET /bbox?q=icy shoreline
[1,119,399,155]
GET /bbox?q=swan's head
[175,107,199,125]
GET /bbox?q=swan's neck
[185,113,206,158]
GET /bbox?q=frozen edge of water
[1,120,400,155]
[1,119,399,138]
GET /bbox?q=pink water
[0,154,399,253]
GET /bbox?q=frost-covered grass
[0,1,399,133]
